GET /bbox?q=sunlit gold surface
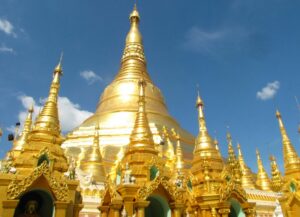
[237,143,256,189]
[14,57,68,175]
[276,110,300,178]
[62,2,194,168]
[255,149,272,191]
[11,105,33,158]
[80,124,106,183]
[269,155,283,192]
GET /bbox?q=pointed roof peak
[54,52,63,74]
[130,4,140,21]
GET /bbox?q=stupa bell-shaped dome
[63,6,194,167]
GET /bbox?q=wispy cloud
[0,44,14,54]
[256,81,280,100]
[0,18,17,37]
[17,94,92,132]
[80,70,103,85]
[183,26,248,56]
[183,26,268,59]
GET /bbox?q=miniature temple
[1,4,300,217]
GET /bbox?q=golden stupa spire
[116,4,150,81]
[276,110,300,177]
[226,132,241,183]
[127,79,156,153]
[12,104,34,153]
[80,124,106,183]
[269,155,283,192]
[163,126,175,169]
[175,133,184,171]
[255,149,272,191]
[227,132,237,166]
[32,54,63,136]
[237,143,255,189]
[194,93,216,154]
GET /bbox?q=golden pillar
[135,200,150,217]
[99,206,110,217]
[54,201,70,217]
[2,200,19,217]
[111,199,123,217]
[171,202,184,217]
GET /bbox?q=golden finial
[275,109,300,177]
[194,93,215,153]
[269,155,283,191]
[130,3,140,22]
[237,143,255,189]
[54,52,63,74]
[0,128,2,137]
[256,149,272,191]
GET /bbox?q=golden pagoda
[2,3,300,217]
[62,4,195,169]
[0,56,82,217]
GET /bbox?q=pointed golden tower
[226,132,241,183]
[227,132,237,168]
[237,143,255,189]
[191,93,223,189]
[276,110,300,178]
[121,78,159,184]
[11,105,34,157]
[269,155,283,192]
[255,149,272,191]
[14,56,68,175]
[80,124,106,183]
[175,133,184,171]
[63,5,194,167]
[163,126,175,170]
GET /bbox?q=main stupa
[62,6,194,167]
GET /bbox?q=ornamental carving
[7,161,69,201]
[137,176,178,201]
[219,180,247,202]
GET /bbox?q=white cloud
[256,81,280,100]
[80,70,103,84]
[0,44,14,53]
[17,95,92,132]
[0,18,16,37]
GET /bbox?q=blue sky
[1,0,300,174]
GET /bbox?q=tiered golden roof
[14,56,68,175]
[121,78,159,184]
[269,155,283,192]
[80,124,106,183]
[255,149,272,191]
[191,94,223,192]
[276,110,300,178]
[237,143,256,189]
[226,132,241,183]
